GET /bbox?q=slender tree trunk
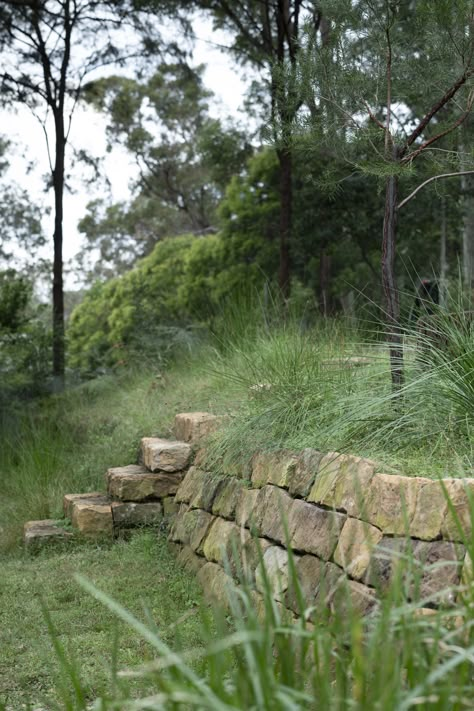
[277,147,292,300]
[52,112,66,392]
[461,170,474,294]
[381,151,403,390]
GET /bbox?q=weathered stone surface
[169,507,215,553]
[107,465,182,501]
[174,412,221,444]
[288,499,346,560]
[212,478,242,519]
[330,579,377,617]
[333,518,383,580]
[240,536,273,583]
[365,537,413,589]
[175,467,226,511]
[366,537,464,605]
[174,466,204,503]
[251,450,298,488]
[255,546,298,603]
[111,501,163,528]
[308,452,376,516]
[440,479,474,542]
[24,520,73,548]
[63,492,103,519]
[176,545,206,574]
[141,437,192,472]
[363,474,419,534]
[71,496,113,537]
[289,449,323,498]
[253,485,293,543]
[410,478,448,540]
[202,518,251,567]
[413,540,465,605]
[285,554,325,615]
[235,487,259,528]
[197,561,235,609]
[162,496,179,518]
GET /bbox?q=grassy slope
[0,532,204,709]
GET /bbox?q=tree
[194,0,322,299]
[298,0,474,388]
[0,0,175,390]
[76,63,251,281]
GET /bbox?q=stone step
[66,493,114,538]
[106,464,184,501]
[174,412,220,444]
[24,520,73,549]
[140,437,192,473]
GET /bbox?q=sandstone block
[285,554,325,615]
[363,473,419,534]
[71,496,113,537]
[176,545,206,574]
[240,536,273,584]
[202,518,251,571]
[288,499,346,560]
[308,452,376,516]
[174,412,221,443]
[255,546,298,603]
[197,561,235,609]
[169,507,215,553]
[251,450,298,488]
[24,520,73,549]
[365,537,412,589]
[440,479,474,542]
[63,492,104,519]
[289,449,323,498]
[410,478,448,540]
[254,485,293,543]
[141,437,192,472]
[111,501,163,528]
[235,487,259,528]
[333,518,383,580]
[330,579,378,617]
[162,496,179,518]
[212,478,242,519]
[107,465,182,501]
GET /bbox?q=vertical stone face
[253,485,294,543]
[363,474,419,534]
[235,488,260,528]
[288,448,323,498]
[107,467,183,501]
[24,520,73,548]
[330,579,378,617]
[255,546,300,603]
[307,452,376,516]
[212,478,242,519]
[440,479,474,542]
[202,518,251,568]
[169,507,215,553]
[288,499,346,560]
[333,518,383,580]
[251,450,298,488]
[111,501,163,528]
[71,499,113,537]
[410,479,448,540]
[197,562,235,609]
[141,437,192,473]
[64,492,104,519]
[412,540,465,605]
[174,412,221,443]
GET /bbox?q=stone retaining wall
[169,415,474,616]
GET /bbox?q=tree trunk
[52,112,66,392]
[277,147,292,300]
[461,171,474,294]
[319,249,332,316]
[381,157,403,390]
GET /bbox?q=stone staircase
[23,413,219,549]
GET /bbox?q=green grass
[0,531,204,709]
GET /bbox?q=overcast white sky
[2,15,253,288]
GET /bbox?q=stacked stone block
[170,438,473,617]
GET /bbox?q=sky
[2,14,253,289]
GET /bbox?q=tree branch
[397,171,474,210]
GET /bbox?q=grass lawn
[0,532,204,709]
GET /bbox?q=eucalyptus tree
[0,0,176,389]
[298,0,474,388]
[193,0,324,299]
